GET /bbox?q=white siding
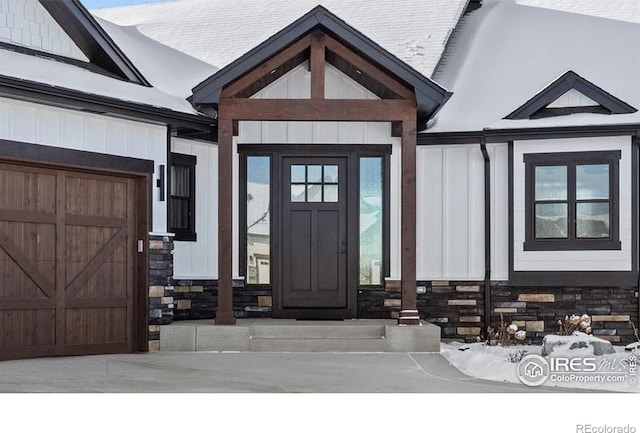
[513,136,632,271]
[172,138,218,279]
[0,0,88,61]
[417,145,485,280]
[489,143,509,280]
[547,89,599,108]
[0,96,168,233]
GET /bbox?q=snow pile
[442,341,639,392]
[541,332,615,357]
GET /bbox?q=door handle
[339,241,346,255]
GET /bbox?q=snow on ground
[442,341,640,392]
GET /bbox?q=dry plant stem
[630,320,640,342]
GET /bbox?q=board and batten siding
[513,136,632,271]
[172,137,218,278]
[0,96,168,233]
[416,143,509,281]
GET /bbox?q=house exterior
[1,0,639,360]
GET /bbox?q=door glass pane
[247,156,270,284]
[324,184,338,202]
[324,165,338,183]
[535,203,568,238]
[291,184,306,202]
[360,157,383,285]
[307,165,322,183]
[291,165,305,183]
[577,164,609,200]
[535,166,567,200]
[307,184,322,202]
[577,202,610,238]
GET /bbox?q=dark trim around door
[238,144,392,319]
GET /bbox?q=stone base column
[148,234,175,351]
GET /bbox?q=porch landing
[159,319,440,353]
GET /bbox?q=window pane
[247,156,270,284]
[535,166,567,200]
[360,157,383,285]
[535,203,568,238]
[307,184,322,202]
[577,164,609,200]
[291,165,305,183]
[291,184,305,202]
[307,165,322,183]
[577,202,610,238]
[171,166,190,197]
[170,198,189,230]
[324,185,338,202]
[324,165,338,183]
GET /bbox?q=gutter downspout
[480,137,492,340]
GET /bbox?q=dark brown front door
[0,161,142,360]
[281,157,348,309]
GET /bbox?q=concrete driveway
[0,352,581,393]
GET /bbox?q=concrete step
[248,337,388,352]
[249,323,385,340]
[159,319,441,352]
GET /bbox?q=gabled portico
[191,6,451,326]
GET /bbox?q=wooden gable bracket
[221,29,415,103]
[221,35,312,98]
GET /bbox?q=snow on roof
[429,0,640,133]
[96,17,217,100]
[92,0,469,78]
[0,47,201,115]
[518,0,640,25]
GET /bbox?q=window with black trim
[524,150,621,251]
[169,153,197,241]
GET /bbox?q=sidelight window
[359,157,383,285]
[246,156,271,284]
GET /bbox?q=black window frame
[169,152,197,242]
[523,150,621,251]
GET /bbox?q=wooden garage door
[0,162,139,360]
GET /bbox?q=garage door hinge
[137,240,144,253]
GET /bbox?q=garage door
[0,161,141,360]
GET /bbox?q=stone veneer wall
[151,264,640,345]
[361,280,639,344]
[147,235,174,351]
[172,280,273,320]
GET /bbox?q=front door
[281,157,348,309]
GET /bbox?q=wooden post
[399,117,420,325]
[215,117,236,325]
[310,31,325,100]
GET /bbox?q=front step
[159,319,440,352]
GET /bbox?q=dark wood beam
[218,98,415,121]
[399,117,419,325]
[324,35,415,101]
[222,35,311,98]
[310,31,326,99]
[215,118,236,325]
